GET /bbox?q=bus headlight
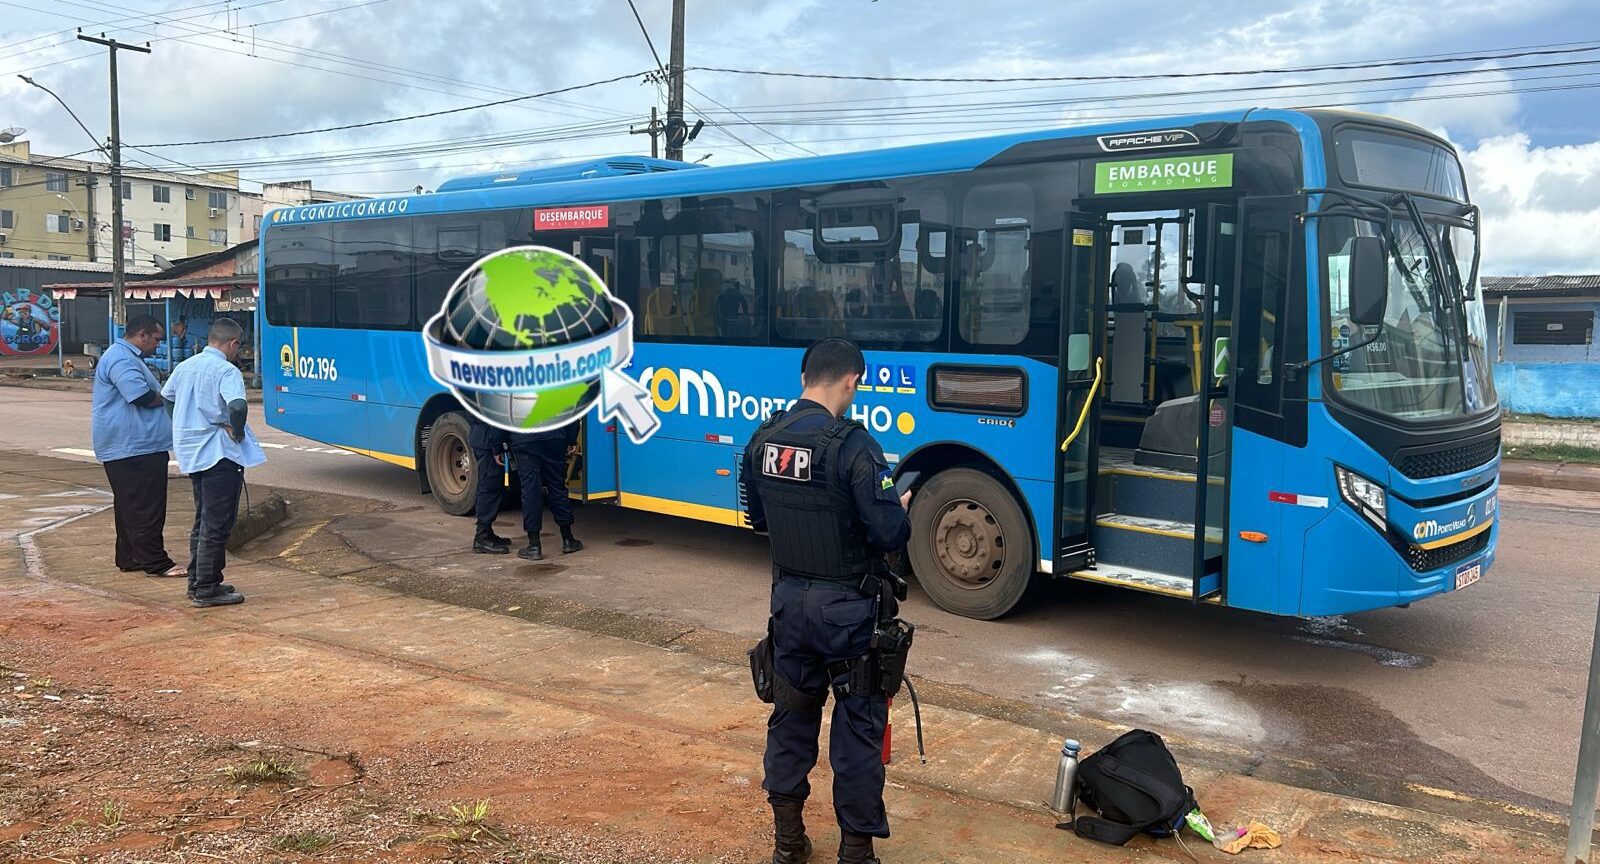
[1335,466,1387,530]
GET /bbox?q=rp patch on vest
[762,443,813,481]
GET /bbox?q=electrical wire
[687,41,1600,84]
[130,69,654,148]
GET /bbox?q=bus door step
[1066,563,1221,604]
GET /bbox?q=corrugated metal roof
[1482,275,1600,296]
[0,258,160,275]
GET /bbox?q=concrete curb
[1,375,265,403]
[1499,459,1600,493]
[226,493,289,551]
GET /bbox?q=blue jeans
[762,574,889,838]
[187,459,242,597]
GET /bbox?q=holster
[749,618,776,704]
[750,617,829,714]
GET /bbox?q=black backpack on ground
[1072,729,1197,846]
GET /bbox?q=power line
[687,41,1600,84]
[37,0,632,124]
[131,70,654,147]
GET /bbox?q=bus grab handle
[1060,356,1104,453]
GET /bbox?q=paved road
[6,384,1594,811]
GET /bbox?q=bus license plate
[1455,560,1482,590]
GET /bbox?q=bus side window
[415,217,498,326]
[774,179,948,349]
[635,195,765,344]
[264,224,333,328]
[956,182,1034,349]
[332,218,413,330]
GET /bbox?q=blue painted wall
[1486,299,1600,418]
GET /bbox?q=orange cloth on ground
[1220,821,1281,854]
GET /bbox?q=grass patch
[98,800,124,829]
[1505,443,1600,465]
[272,831,334,853]
[223,756,299,785]
[425,799,507,846]
[1507,412,1600,427]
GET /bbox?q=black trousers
[509,437,574,538]
[763,574,889,838]
[188,459,243,597]
[103,451,175,573]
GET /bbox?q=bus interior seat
[688,267,723,336]
[644,283,687,336]
[1134,394,1228,473]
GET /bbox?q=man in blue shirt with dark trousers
[92,314,184,578]
[163,317,266,608]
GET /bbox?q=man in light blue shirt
[161,317,266,608]
[92,314,183,578]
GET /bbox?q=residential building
[0,139,242,266]
[236,181,364,244]
[1483,275,1600,418]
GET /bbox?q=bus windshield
[1324,211,1495,422]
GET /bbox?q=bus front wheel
[425,412,477,517]
[907,467,1032,620]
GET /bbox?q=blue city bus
[261,108,1500,620]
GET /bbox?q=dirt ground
[0,633,746,864]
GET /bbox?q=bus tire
[425,412,477,517]
[907,467,1032,620]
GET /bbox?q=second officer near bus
[742,338,913,864]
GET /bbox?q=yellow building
[0,139,242,265]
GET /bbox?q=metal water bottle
[1050,739,1081,815]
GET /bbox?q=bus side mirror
[1349,236,1388,326]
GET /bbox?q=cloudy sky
[2,0,1598,274]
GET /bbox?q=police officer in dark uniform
[469,417,513,554]
[742,339,912,864]
[508,422,583,560]
[469,417,583,559]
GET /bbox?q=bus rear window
[1333,128,1466,202]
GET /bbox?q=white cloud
[1462,133,1600,274]
[1387,64,1521,140]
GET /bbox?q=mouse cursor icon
[599,366,661,444]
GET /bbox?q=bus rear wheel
[425,412,477,516]
[907,467,1032,620]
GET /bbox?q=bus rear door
[573,235,620,502]
[1054,212,1109,571]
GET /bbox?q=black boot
[837,832,878,864]
[771,801,812,864]
[560,529,583,554]
[518,539,543,560]
[473,529,510,554]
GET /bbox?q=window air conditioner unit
[71,218,84,230]
[0,232,7,244]
[209,207,221,218]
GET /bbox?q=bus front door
[1189,203,1238,601]
[574,235,620,502]
[1054,212,1109,572]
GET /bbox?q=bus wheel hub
[934,500,1001,586]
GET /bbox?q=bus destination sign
[534,205,610,231]
[1093,153,1234,195]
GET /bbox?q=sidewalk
[0,452,1569,862]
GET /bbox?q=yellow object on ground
[1219,821,1282,854]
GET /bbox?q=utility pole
[631,105,662,158]
[664,0,686,161]
[78,175,97,262]
[77,32,149,328]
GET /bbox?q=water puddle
[1294,616,1432,668]
[615,538,654,547]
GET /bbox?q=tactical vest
[749,406,873,581]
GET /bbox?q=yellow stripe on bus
[618,492,743,526]
[339,446,416,470]
[1414,517,1493,550]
